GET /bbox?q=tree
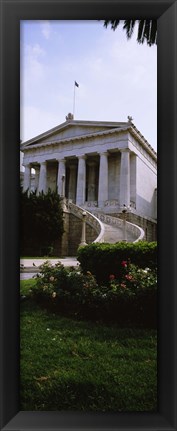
[103,20,157,46]
[20,189,64,256]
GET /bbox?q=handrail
[63,199,144,243]
[67,201,105,243]
[92,211,145,242]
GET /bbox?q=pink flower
[121,261,127,268]
[121,283,126,289]
[125,274,133,280]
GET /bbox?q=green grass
[20,280,157,412]
[20,279,36,296]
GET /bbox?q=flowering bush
[77,241,157,284]
[108,260,157,294]
[31,260,99,306]
[30,260,157,326]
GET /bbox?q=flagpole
[73,81,79,118]
[73,82,76,118]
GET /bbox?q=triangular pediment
[21,120,127,149]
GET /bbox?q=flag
[75,81,79,87]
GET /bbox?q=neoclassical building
[21,114,157,225]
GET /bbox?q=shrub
[30,260,157,327]
[31,261,99,308]
[77,241,157,284]
[20,189,64,256]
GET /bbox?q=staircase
[91,210,144,243]
[102,222,132,243]
[66,200,144,244]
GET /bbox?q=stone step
[90,210,137,243]
[102,222,134,243]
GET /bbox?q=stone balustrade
[104,200,119,207]
[84,201,98,208]
[67,201,105,243]
[65,200,144,243]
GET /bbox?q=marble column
[98,152,108,207]
[87,161,97,201]
[76,155,86,206]
[57,159,66,197]
[23,164,31,192]
[34,166,40,192]
[119,149,130,207]
[130,154,137,208]
[68,164,77,202]
[38,161,47,194]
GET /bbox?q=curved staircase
[103,222,133,243]
[91,210,144,243]
[66,200,144,244]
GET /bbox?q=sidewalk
[20,257,79,272]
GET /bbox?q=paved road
[20,257,79,270]
[20,257,79,280]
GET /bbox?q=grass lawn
[20,280,157,412]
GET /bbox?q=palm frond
[104,20,120,31]
[103,19,157,46]
[123,20,136,39]
[137,20,146,44]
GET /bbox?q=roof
[20,118,157,160]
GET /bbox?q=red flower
[121,261,127,268]
[109,274,115,281]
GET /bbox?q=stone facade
[21,116,157,224]
[21,116,157,248]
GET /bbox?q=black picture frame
[1,0,177,430]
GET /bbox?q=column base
[79,241,87,246]
[98,201,105,208]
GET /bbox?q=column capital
[77,154,86,160]
[99,151,108,156]
[57,158,66,163]
[119,148,130,153]
[40,160,47,166]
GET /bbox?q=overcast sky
[20,20,157,152]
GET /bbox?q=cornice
[21,121,157,162]
[128,124,157,161]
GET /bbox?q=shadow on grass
[20,300,157,412]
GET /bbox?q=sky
[20,20,157,153]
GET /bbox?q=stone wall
[68,213,98,256]
[53,211,98,257]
